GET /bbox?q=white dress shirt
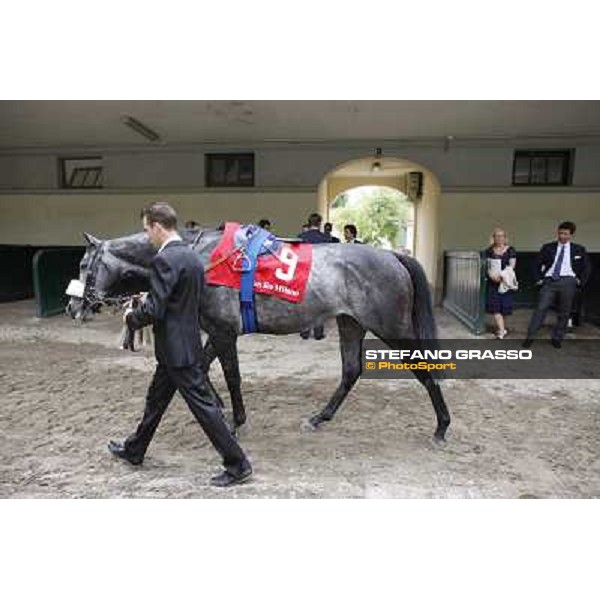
[546,242,575,278]
[158,233,182,254]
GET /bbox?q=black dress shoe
[108,440,143,465]
[210,466,252,488]
[551,339,562,349]
[522,338,534,349]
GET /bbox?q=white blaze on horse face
[275,247,299,282]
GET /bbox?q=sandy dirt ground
[1,299,599,498]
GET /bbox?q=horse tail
[393,253,438,344]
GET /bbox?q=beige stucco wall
[326,176,406,203]
[438,191,600,253]
[0,190,316,245]
[413,176,441,295]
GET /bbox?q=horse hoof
[224,414,237,435]
[301,417,320,432]
[234,422,249,438]
[432,435,447,449]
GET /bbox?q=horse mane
[107,232,154,266]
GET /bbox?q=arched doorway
[317,155,443,300]
[329,185,414,252]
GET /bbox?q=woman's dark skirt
[485,283,513,315]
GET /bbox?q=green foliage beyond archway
[331,187,411,248]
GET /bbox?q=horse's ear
[83,232,101,246]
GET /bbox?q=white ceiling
[1,100,600,150]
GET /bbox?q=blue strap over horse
[233,224,282,334]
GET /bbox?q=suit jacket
[127,241,203,367]
[534,241,592,286]
[299,229,331,244]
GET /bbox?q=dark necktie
[551,245,565,280]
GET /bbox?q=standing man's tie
[551,245,565,280]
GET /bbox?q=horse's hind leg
[309,315,365,428]
[411,369,451,442]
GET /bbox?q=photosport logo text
[364,348,531,373]
[361,340,599,380]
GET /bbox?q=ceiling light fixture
[121,115,161,142]
[371,147,383,173]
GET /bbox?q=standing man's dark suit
[120,239,251,480]
[526,240,591,343]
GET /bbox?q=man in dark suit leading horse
[523,221,592,349]
[108,201,252,487]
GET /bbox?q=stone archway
[317,155,443,300]
[328,185,414,251]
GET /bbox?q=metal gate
[32,248,85,317]
[442,251,487,335]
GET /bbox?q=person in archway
[485,228,517,339]
[298,212,330,340]
[324,222,340,243]
[523,221,591,349]
[343,224,362,244]
[109,201,253,487]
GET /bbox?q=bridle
[81,241,137,314]
[80,241,105,313]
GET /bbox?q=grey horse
[66,227,451,443]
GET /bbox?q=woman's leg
[493,313,505,336]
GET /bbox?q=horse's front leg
[202,336,218,370]
[308,315,365,428]
[201,336,225,410]
[209,332,246,430]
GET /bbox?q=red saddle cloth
[205,222,312,303]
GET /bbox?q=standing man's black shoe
[108,440,143,465]
[210,466,253,487]
[522,339,534,349]
[551,339,562,349]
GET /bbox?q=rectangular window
[205,153,254,187]
[59,156,103,189]
[512,149,573,186]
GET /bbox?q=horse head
[67,231,153,320]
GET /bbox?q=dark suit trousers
[124,362,249,476]
[527,277,577,341]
